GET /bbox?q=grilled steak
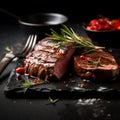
[74,49,120,81]
[24,37,75,81]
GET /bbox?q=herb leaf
[88,57,103,67]
[46,24,104,53]
[20,81,34,88]
[20,78,46,93]
[48,97,59,104]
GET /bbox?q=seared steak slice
[24,37,75,81]
[74,49,119,81]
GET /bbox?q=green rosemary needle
[46,24,104,53]
[20,79,45,93]
[88,57,103,67]
[48,97,59,104]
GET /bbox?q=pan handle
[0,8,20,20]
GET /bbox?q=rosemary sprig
[5,46,13,52]
[20,81,35,88]
[20,81,35,93]
[46,24,104,53]
[48,97,59,104]
[88,57,103,67]
[20,79,45,93]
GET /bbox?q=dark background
[0,1,120,120]
[0,0,119,22]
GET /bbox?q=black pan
[0,9,68,39]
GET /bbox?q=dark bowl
[82,17,120,48]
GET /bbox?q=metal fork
[0,34,37,75]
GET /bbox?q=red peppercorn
[80,55,85,60]
[86,57,92,61]
[16,67,25,74]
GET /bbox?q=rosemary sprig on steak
[46,24,104,53]
[88,57,103,67]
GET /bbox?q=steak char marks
[74,49,120,81]
[24,37,75,81]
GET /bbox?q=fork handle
[0,52,15,75]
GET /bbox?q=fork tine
[29,35,37,53]
[21,35,32,53]
[21,34,37,56]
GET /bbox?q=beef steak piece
[74,49,120,81]
[24,37,75,81]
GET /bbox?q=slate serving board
[4,48,120,98]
